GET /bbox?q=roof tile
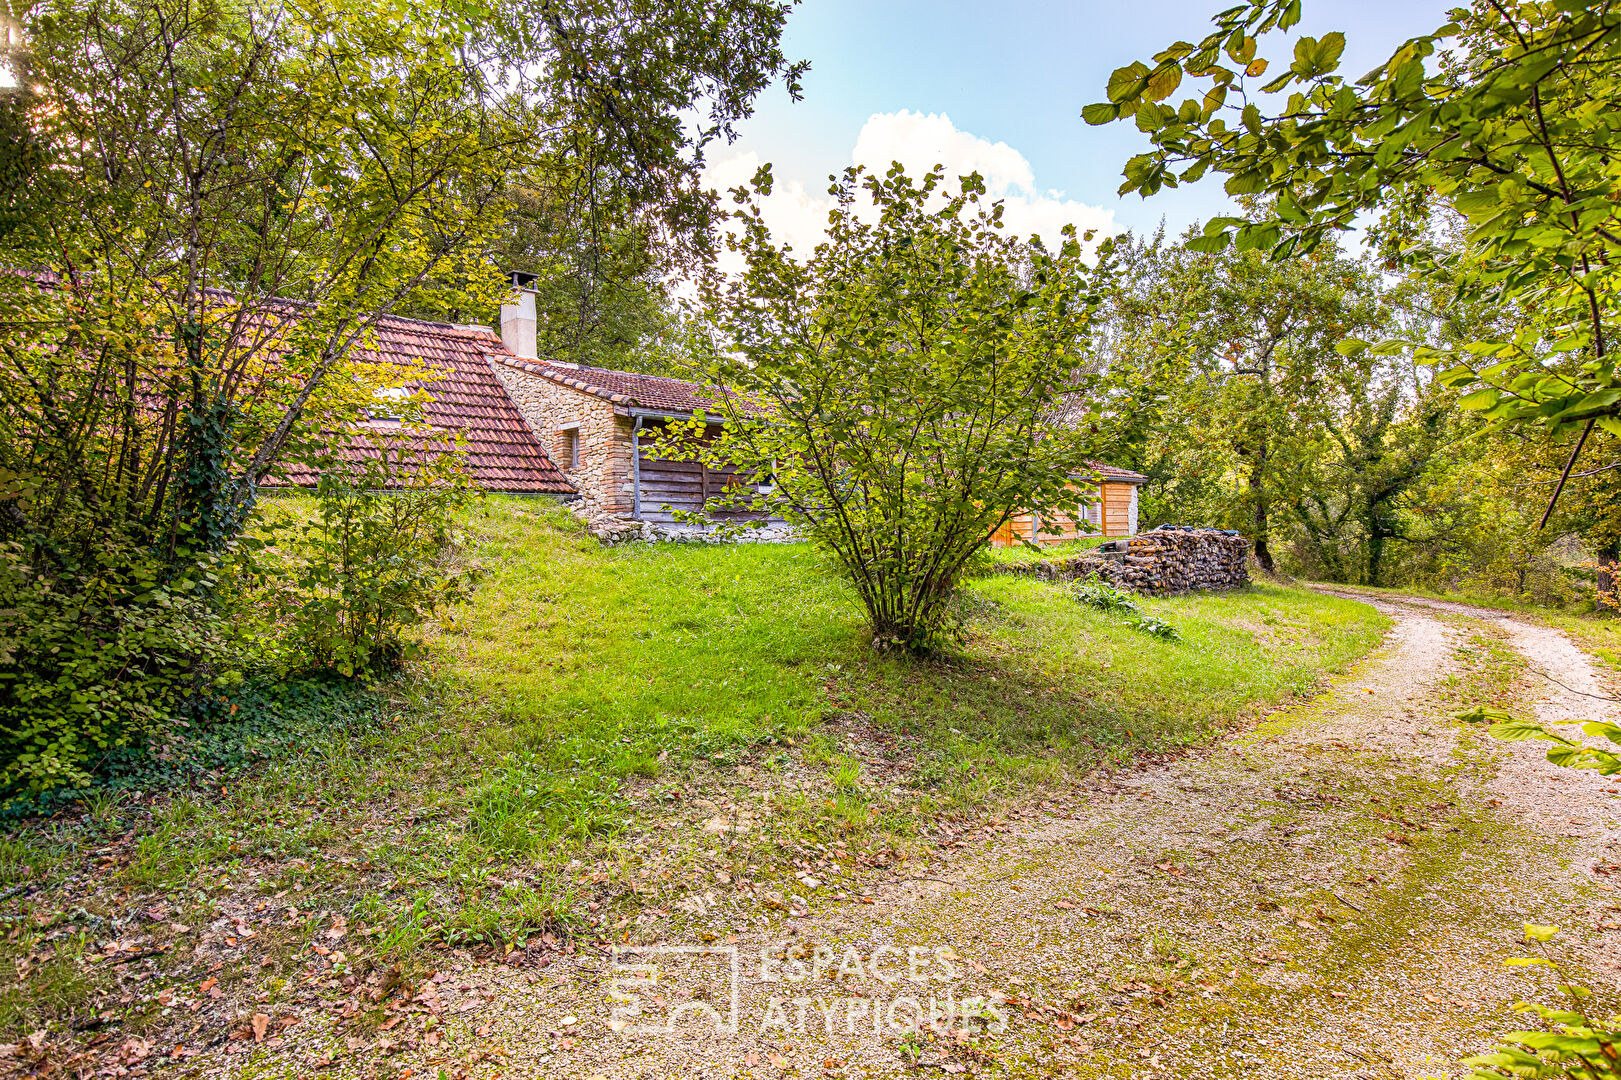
[281,317,573,494]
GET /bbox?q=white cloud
[702,110,1116,276]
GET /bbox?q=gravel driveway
[194,593,1621,1080]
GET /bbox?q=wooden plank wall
[988,481,1135,546]
[636,422,769,524]
[1102,482,1133,535]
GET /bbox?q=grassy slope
[0,499,1388,1044]
[449,501,1388,826]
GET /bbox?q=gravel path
[201,594,1621,1080]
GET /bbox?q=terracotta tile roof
[491,356,747,415]
[280,317,573,494]
[484,354,1141,484]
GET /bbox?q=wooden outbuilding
[987,463,1148,546]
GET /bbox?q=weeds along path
[195,597,1621,1080]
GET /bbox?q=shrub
[275,451,481,677]
[1462,709,1621,1077]
[0,504,232,797]
[681,163,1114,652]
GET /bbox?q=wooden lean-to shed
[988,462,1149,547]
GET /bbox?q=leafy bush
[1069,574,1182,639]
[679,163,1113,652]
[0,503,233,797]
[272,452,481,677]
[1071,575,1141,614]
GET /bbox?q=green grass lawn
[445,500,1387,842]
[0,498,1389,1042]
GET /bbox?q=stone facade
[489,359,635,518]
[1007,527,1250,595]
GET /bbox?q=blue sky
[706,0,1453,248]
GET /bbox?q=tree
[0,0,805,792]
[1095,225,1392,573]
[1087,0,1621,533]
[1281,348,1454,585]
[680,164,1111,652]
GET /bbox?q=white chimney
[500,277,537,360]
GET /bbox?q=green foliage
[1070,574,1182,640]
[1463,717,1621,1076]
[677,163,1113,652]
[1460,706,1621,775]
[1128,612,1182,641]
[2,676,382,820]
[1071,575,1141,614]
[0,520,228,796]
[1465,927,1621,1080]
[268,453,481,678]
[1094,224,1457,584]
[1091,0,1621,517]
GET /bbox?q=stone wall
[1011,528,1250,595]
[489,359,635,518]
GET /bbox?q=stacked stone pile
[1013,527,1249,595]
[583,511,798,545]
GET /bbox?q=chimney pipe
[500,273,537,360]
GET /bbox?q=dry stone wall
[1013,528,1250,595]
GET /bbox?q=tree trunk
[1598,542,1620,615]
[1365,530,1385,588]
[1249,451,1274,573]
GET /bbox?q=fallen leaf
[250,1015,269,1043]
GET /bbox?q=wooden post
[631,416,642,520]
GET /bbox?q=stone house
[491,284,775,536]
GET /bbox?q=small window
[369,385,411,422]
[558,428,580,469]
